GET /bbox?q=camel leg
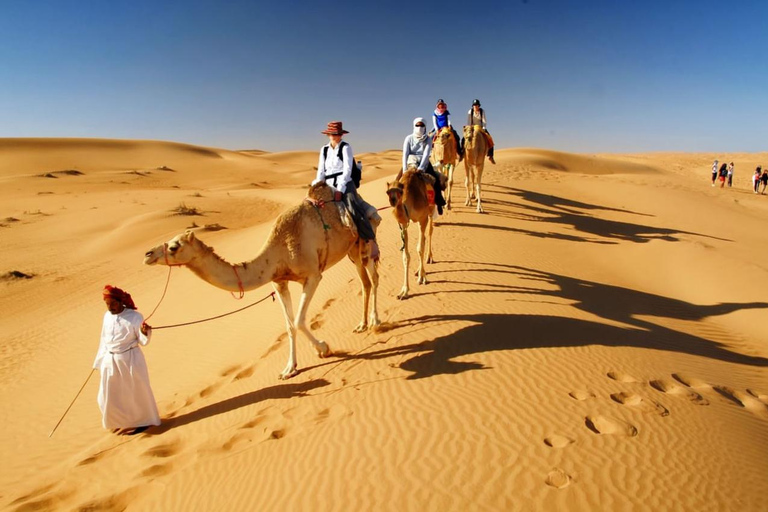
[294,274,331,359]
[397,224,410,300]
[425,212,434,264]
[464,162,473,206]
[445,164,454,211]
[476,166,484,214]
[273,282,300,380]
[366,257,380,328]
[417,219,428,285]
[353,245,372,332]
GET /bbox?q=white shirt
[402,134,432,172]
[316,141,354,193]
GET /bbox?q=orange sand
[1,139,767,511]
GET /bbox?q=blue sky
[1,0,766,153]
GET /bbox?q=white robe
[93,309,161,429]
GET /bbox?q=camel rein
[142,244,274,331]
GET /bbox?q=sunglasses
[415,123,425,127]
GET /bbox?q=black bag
[323,141,362,189]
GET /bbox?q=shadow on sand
[149,379,330,433]
[318,263,768,380]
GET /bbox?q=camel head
[386,181,404,207]
[143,230,202,267]
[462,125,478,140]
[437,127,453,145]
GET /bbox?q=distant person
[753,166,762,194]
[718,163,728,188]
[727,162,734,187]
[431,99,464,160]
[94,285,161,434]
[313,121,380,255]
[400,117,446,214]
[711,159,719,186]
[761,168,768,194]
[466,99,496,164]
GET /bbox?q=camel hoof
[370,317,381,330]
[353,323,368,333]
[279,368,299,380]
[317,341,331,357]
[397,290,409,300]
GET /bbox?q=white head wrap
[413,117,427,142]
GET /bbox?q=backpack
[323,141,362,189]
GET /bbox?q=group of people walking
[93,98,494,435]
[711,159,768,194]
[711,159,735,188]
[753,166,768,194]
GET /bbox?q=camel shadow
[338,263,768,379]
[147,379,331,433]
[471,184,731,244]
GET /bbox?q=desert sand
[1,138,767,511]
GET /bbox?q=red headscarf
[103,285,137,310]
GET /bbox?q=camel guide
[93,285,161,434]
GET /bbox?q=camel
[462,125,488,213]
[386,167,435,300]
[431,127,459,210]
[143,182,380,380]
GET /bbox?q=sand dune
[1,138,767,511]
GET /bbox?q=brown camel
[386,167,435,300]
[431,127,459,211]
[462,125,488,213]
[143,182,380,379]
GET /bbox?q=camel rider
[466,99,495,164]
[400,117,447,215]
[313,121,380,249]
[431,99,464,160]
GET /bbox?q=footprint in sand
[649,379,709,405]
[260,335,285,359]
[585,415,638,437]
[713,386,768,415]
[607,371,640,383]
[545,468,573,489]
[544,434,575,448]
[220,365,241,377]
[11,488,75,512]
[610,392,670,417]
[142,440,181,459]
[671,373,711,390]
[569,390,596,401]
[198,381,224,399]
[75,488,133,512]
[234,365,255,380]
[239,417,263,429]
[220,432,253,452]
[139,463,174,478]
